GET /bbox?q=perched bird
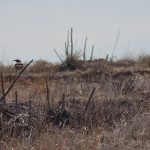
[13,59,23,70]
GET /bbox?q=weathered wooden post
[45,80,50,110]
[28,100,32,126]
[15,91,19,113]
[0,103,3,140]
[1,73,5,104]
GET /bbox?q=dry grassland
[0,57,150,150]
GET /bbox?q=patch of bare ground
[0,57,150,149]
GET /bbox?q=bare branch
[54,49,63,63]
[83,37,88,61]
[83,87,96,114]
[0,59,33,102]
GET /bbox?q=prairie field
[0,56,150,150]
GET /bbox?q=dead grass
[0,55,150,149]
[138,54,150,68]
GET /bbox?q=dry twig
[0,59,33,102]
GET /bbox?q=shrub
[54,28,82,71]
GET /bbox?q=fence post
[1,73,5,104]
[15,91,19,113]
[28,100,32,126]
[0,103,3,140]
[45,80,50,110]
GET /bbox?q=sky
[0,0,150,64]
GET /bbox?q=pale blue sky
[0,0,150,64]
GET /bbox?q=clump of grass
[28,59,59,74]
[113,59,135,67]
[54,28,82,71]
[138,54,150,68]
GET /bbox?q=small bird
[13,59,23,70]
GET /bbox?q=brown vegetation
[0,56,150,150]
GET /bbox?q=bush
[54,28,82,71]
